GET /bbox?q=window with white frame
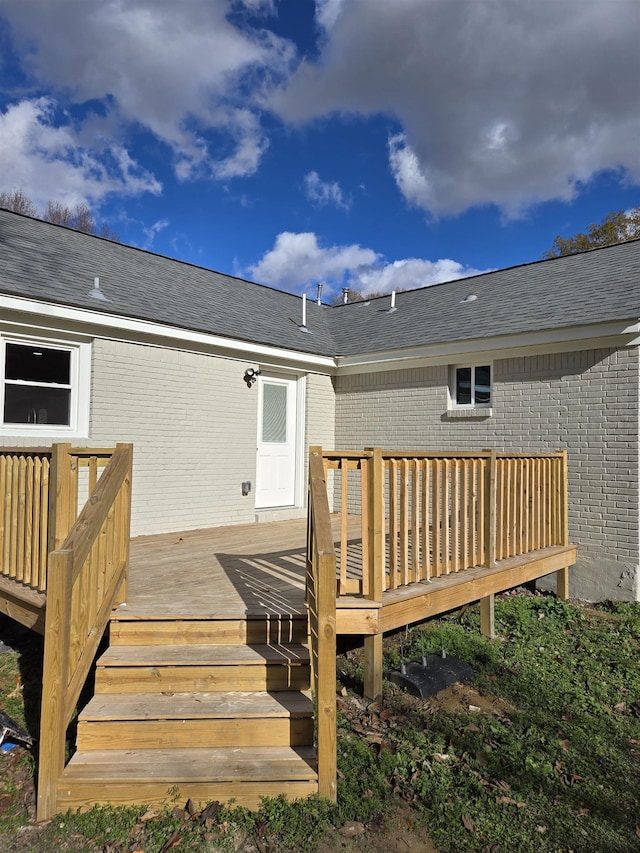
[452,364,491,408]
[1,335,90,435]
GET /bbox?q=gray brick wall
[91,339,259,535]
[335,346,640,602]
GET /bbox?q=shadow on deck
[120,516,575,634]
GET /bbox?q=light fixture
[243,367,261,388]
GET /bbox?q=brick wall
[90,339,258,535]
[335,346,640,602]
[87,340,338,536]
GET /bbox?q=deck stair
[56,613,318,811]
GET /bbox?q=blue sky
[1,0,639,300]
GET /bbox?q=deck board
[123,518,311,618]
[119,516,573,626]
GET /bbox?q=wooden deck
[122,518,313,619]
[120,516,575,632]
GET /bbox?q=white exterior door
[255,375,298,509]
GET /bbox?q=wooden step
[76,691,314,750]
[109,615,309,646]
[94,644,311,693]
[57,746,318,812]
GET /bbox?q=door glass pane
[262,383,287,443]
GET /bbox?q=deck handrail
[37,443,133,821]
[323,447,569,600]
[306,446,337,802]
[0,445,116,592]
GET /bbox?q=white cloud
[271,0,640,218]
[248,231,488,295]
[248,231,378,291]
[0,0,293,182]
[357,257,488,294]
[141,218,170,249]
[303,171,350,210]
[0,98,161,208]
[315,0,346,32]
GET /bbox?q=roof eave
[335,319,640,375]
[0,293,337,373]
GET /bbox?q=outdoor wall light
[243,367,261,388]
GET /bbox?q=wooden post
[484,450,497,567]
[114,443,133,606]
[37,549,72,821]
[480,594,495,639]
[366,448,384,602]
[556,450,570,600]
[47,443,74,555]
[315,551,337,801]
[363,633,383,701]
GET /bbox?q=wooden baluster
[484,450,497,567]
[411,459,419,582]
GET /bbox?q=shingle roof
[0,209,336,356]
[327,238,640,355]
[2,209,639,359]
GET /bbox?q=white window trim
[448,362,493,414]
[0,332,91,438]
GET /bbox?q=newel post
[37,548,73,821]
[364,448,384,700]
[113,443,133,606]
[47,443,76,555]
[556,449,570,600]
[365,448,384,602]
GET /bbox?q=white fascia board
[0,294,336,374]
[336,320,640,375]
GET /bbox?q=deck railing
[306,447,337,802]
[37,443,133,821]
[322,448,568,600]
[0,444,116,592]
[308,445,569,801]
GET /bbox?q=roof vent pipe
[342,287,350,304]
[88,276,109,302]
[316,283,323,305]
[298,292,312,333]
[388,290,397,313]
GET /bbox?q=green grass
[1,595,639,852]
[337,595,640,852]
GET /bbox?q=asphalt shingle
[2,209,639,359]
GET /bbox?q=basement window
[1,335,90,436]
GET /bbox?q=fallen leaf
[496,797,527,808]
[462,814,474,832]
[559,739,571,751]
[613,702,626,713]
[139,808,158,822]
[536,825,547,833]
